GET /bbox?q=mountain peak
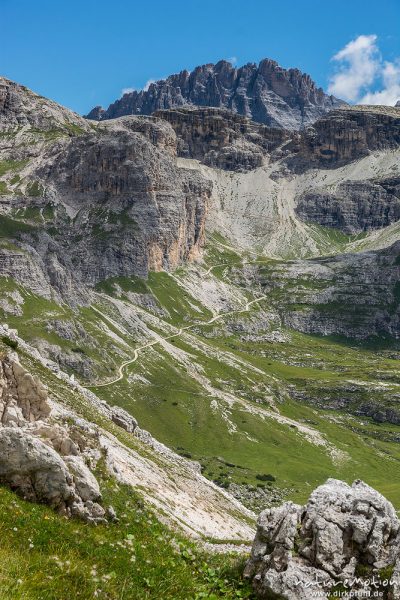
[85,58,345,129]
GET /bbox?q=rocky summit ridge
[85,58,345,129]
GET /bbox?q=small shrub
[256,474,276,482]
[1,336,18,350]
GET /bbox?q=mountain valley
[0,65,400,598]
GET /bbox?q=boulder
[111,406,138,433]
[0,428,105,523]
[0,427,75,506]
[245,479,400,599]
[0,357,106,523]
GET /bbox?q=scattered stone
[228,482,288,513]
[106,505,118,522]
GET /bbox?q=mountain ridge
[85,58,345,129]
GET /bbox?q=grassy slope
[1,237,400,508]
[91,324,400,507]
[0,233,399,598]
[0,336,254,599]
[0,479,251,600]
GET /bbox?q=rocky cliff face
[293,105,400,168]
[296,178,400,233]
[245,479,400,599]
[86,59,344,130]
[0,78,212,293]
[0,77,89,133]
[155,106,290,171]
[39,117,212,282]
[151,104,400,175]
[256,241,400,342]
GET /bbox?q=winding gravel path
[90,291,267,388]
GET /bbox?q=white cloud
[120,79,157,97]
[361,60,400,105]
[328,34,379,101]
[121,87,136,97]
[143,79,156,91]
[328,34,400,106]
[227,56,237,66]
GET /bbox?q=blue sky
[1,0,400,114]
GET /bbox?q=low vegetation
[0,478,254,600]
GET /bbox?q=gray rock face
[36,117,211,282]
[63,455,101,502]
[0,77,90,133]
[111,406,138,433]
[296,179,400,233]
[245,479,400,599]
[257,240,400,341]
[0,356,51,426]
[85,59,344,130]
[154,107,289,171]
[293,105,400,168]
[0,428,105,522]
[33,339,95,380]
[0,355,106,522]
[0,83,213,290]
[0,427,75,505]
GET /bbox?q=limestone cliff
[0,78,212,293]
[295,179,400,233]
[255,241,400,342]
[155,106,289,171]
[293,105,400,167]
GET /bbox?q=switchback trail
[89,290,268,389]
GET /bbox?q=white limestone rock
[246,479,400,599]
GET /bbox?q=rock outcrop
[41,116,212,281]
[0,77,90,133]
[0,79,213,289]
[0,354,106,522]
[85,59,344,130]
[0,357,51,426]
[293,105,400,168]
[110,406,138,433]
[245,479,400,599]
[0,428,103,522]
[154,107,290,171]
[256,240,400,342]
[296,178,400,233]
